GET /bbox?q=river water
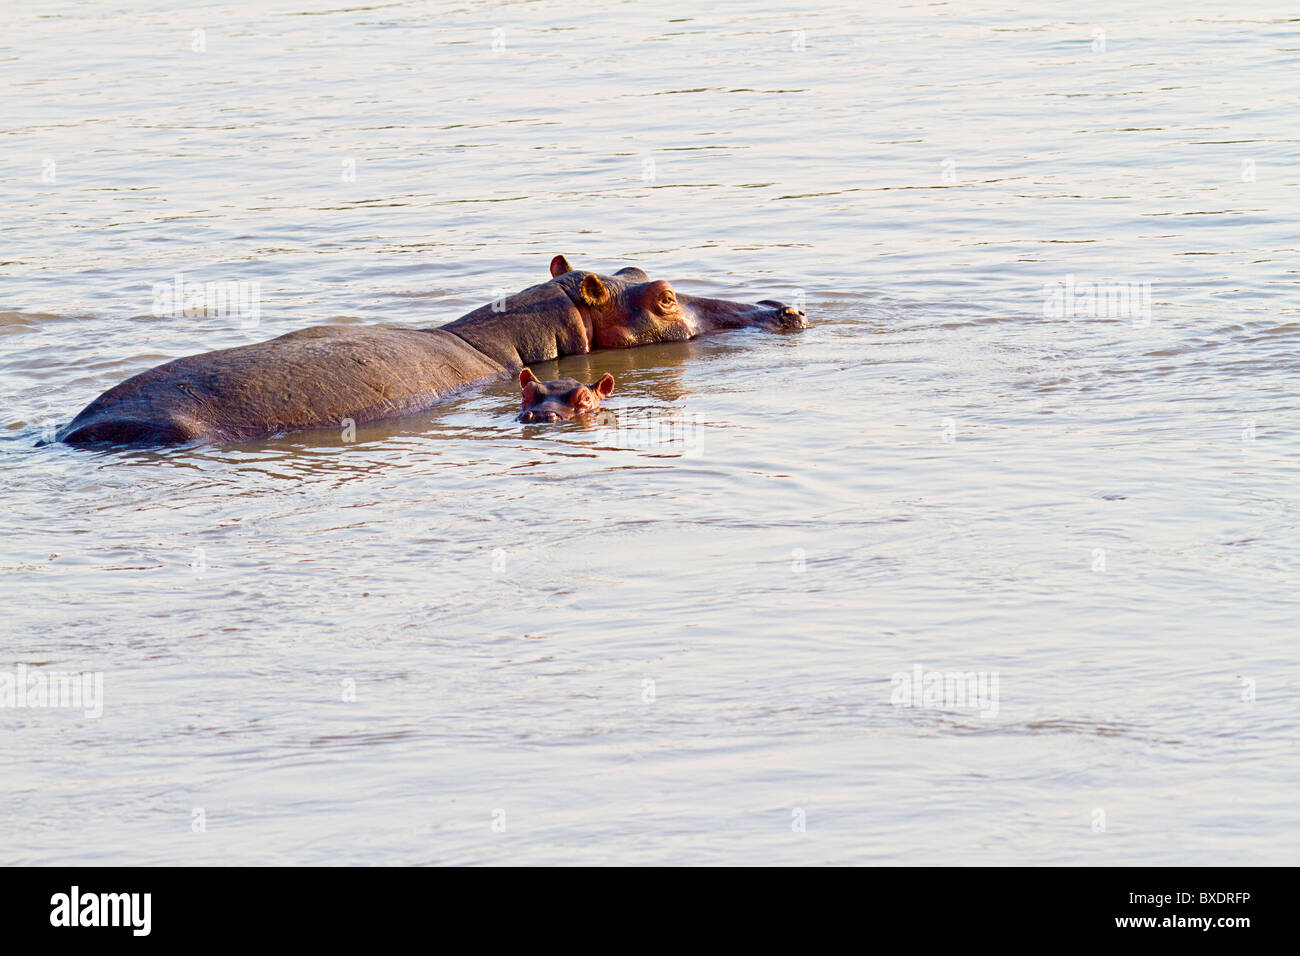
[1,0,1296,864]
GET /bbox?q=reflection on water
[1,0,1297,864]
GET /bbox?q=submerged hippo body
[58,255,806,446]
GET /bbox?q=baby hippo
[517,368,615,423]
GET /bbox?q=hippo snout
[756,301,809,331]
[777,305,808,330]
[518,407,565,424]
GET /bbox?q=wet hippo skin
[58,254,807,446]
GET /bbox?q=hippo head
[548,255,808,348]
[517,367,615,423]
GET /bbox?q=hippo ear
[519,368,537,388]
[593,373,615,397]
[579,274,610,307]
[550,255,573,278]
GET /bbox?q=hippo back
[59,325,505,445]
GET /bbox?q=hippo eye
[657,290,676,311]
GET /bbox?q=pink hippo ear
[550,255,573,278]
[519,368,540,406]
[579,274,610,307]
[593,373,615,398]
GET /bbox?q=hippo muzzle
[677,293,808,334]
[517,405,568,424]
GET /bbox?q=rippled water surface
[2,0,1297,864]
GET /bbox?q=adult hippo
[57,255,807,446]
